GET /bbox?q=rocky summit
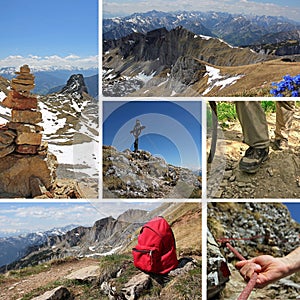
[103,145,201,198]
[60,74,88,99]
[207,202,300,299]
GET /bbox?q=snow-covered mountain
[0,73,99,180]
[0,208,153,271]
[0,224,78,268]
[103,10,300,46]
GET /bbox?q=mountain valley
[103,11,300,98]
[0,203,201,300]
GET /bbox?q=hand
[235,255,290,288]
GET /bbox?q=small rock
[228,175,236,182]
[267,168,274,177]
[237,182,246,188]
[122,272,151,300]
[297,177,300,187]
[31,286,73,300]
[213,190,223,198]
[223,170,233,179]
[65,265,100,282]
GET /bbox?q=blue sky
[103,100,202,171]
[284,203,300,224]
[0,0,98,69]
[103,0,300,21]
[0,202,161,237]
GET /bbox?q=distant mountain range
[0,207,155,271]
[103,10,300,46]
[0,67,98,97]
[0,224,78,268]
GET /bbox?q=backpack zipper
[133,248,154,264]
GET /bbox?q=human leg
[235,101,270,173]
[274,101,295,150]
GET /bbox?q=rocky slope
[48,74,99,99]
[248,37,300,57]
[103,26,271,97]
[0,203,201,300]
[103,26,300,97]
[103,145,202,198]
[207,202,300,299]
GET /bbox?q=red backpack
[132,216,178,274]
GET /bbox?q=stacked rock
[2,65,46,155]
[0,124,16,158]
[0,64,57,198]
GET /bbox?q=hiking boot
[273,139,288,151]
[239,146,269,173]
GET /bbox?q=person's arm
[235,246,300,288]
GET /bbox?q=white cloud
[0,54,98,71]
[0,202,161,236]
[103,0,300,21]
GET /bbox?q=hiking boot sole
[239,155,269,174]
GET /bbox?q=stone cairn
[0,65,57,197]
[1,64,46,156]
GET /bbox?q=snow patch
[203,65,244,95]
[199,34,212,40]
[85,246,123,257]
[0,91,6,101]
[49,140,99,178]
[39,102,67,136]
[135,71,155,83]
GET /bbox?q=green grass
[207,101,279,129]
[8,264,52,279]
[261,101,276,114]
[173,261,201,299]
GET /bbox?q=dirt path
[207,107,300,199]
[0,258,99,300]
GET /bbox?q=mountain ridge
[103,10,300,46]
[0,67,98,96]
[0,203,195,273]
[0,202,201,299]
[0,224,79,268]
[103,25,300,97]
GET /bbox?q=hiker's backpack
[132,216,178,274]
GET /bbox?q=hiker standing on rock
[235,101,295,173]
[236,246,300,287]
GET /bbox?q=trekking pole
[208,101,217,163]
